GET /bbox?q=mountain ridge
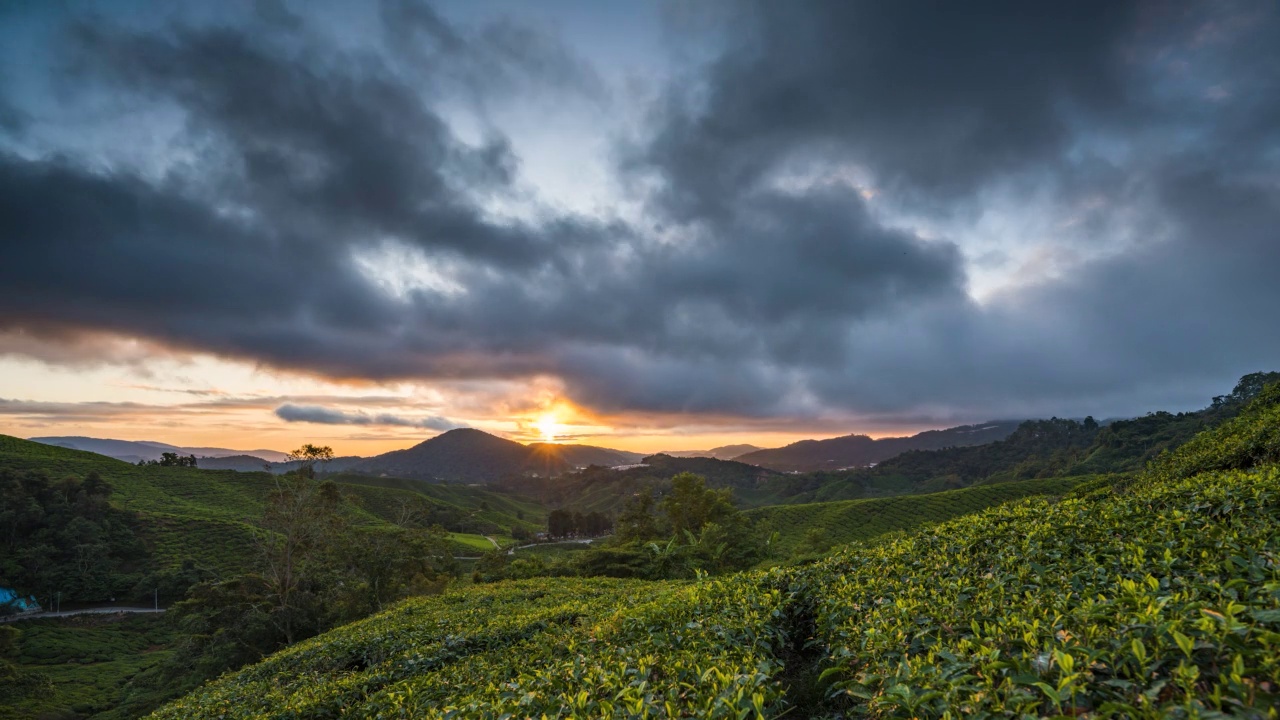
[30,436,292,463]
[733,420,1021,472]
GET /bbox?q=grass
[446,532,499,554]
[1,614,176,720]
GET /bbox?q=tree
[287,444,334,478]
[614,490,659,543]
[661,473,735,538]
[256,470,343,644]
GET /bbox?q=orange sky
[0,347,936,456]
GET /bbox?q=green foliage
[0,434,538,582]
[566,473,769,580]
[147,381,1280,719]
[0,615,174,720]
[138,452,198,468]
[163,499,456,684]
[1144,379,1280,485]
[0,468,148,603]
[546,507,611,538]
[800,465,1280,718]
[613,488,660,543]
[747,475,1089,557]
[662,472,736,537]
[148,576,795,719]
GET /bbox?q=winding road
[1,607,165,623]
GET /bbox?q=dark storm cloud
[633,0,1138,220]
[382,0,608,103]
[1,0,1278,424]
[275,404,460,431]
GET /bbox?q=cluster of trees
[546,508,611,538]
[478,473,771,583]
[598,472,770,577]
[137,452,199,467]
[141,445,458,690]
[0,469,148,605]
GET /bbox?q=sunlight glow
[533,413,565,443]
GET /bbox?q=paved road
[1,607,165,623]
[509,538,598,555]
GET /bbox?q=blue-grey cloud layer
[1,0,1277,423]
[275,404,459,431]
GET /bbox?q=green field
[445,532,499,554]
[747,475,1092,555]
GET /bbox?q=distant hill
[30,436,291,463]
[733,421,1021,472]
[196,455,365,474]
[659,444,763,460]
[501,452,788,513]
[193,454,274,471]
[353,429,529,482]
[351,428,642,483]
[525,443,644,471]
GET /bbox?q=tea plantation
[745,474,1091,555]
[0,435,537,574]
[146,383,1280,718]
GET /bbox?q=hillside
[0,436,536,583]
[144,381,1280,719]
[735,420,1020,472]
[353,428,531,482]
[30,437,290,464]
[759,376,1280,505]
[502,452,787,513]
[660,444,764,459]
[354,428,644,483]
[745,474,1090,555]
[524,442,644,471]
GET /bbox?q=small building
[0,587,41,614]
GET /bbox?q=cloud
[0,0,1277,428]
[275,403,460,431]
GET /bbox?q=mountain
[659,444,764,460]
[525,443,644,470]
[732,421,1021,472]
[352,429,652,483]
[30,436,291,463]
[353,428,530,482]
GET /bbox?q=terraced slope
[746,475,1091,555]
[0,436,530,573]
[148,382,1280,718]
[148,576,795,719]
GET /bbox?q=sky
[0,0,1277,456]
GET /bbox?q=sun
[533,413,565,443]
